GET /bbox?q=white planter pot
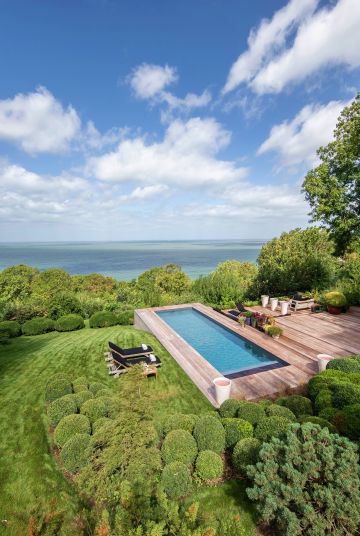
[270,298,278,311]
[280,301,289,315]
[213,377,232,406]
[261,295,269,307]
[317,354,333,372]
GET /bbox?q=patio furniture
[108,351,161,371]
[108,341,153,358]
[289,298,314,312]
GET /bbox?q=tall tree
[302,93,360,255]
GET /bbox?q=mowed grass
[0,324,258,535]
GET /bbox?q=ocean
[0,240,265,280]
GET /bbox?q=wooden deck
[134,303,360,407]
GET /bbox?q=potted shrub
[265,325,283,340]
[324,291,347,315]
[243,311,253,325]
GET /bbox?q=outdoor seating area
[105,341,161,377]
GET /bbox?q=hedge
[254,416,292,442]
[219,399,241,418]
[193,416,226,454]
[54,414,91,447]
[47,394,77,426]
[45,377,73,402]
[232,437,261,475]
[92,417,113,433]
[161,429,198,465]
[80,398,108,423]
[55,314,84,332]
[265,404,297,422]
[22,317,55,336]
[161,462,192,499]
[222,418,253,449]
[276,395,313,418]
[74,389,93,407]
[195,450,224,481]
[116,310,134,325]
[162,414,197,436]
[61,433,90,473]
[89,311,118,328]
[0,320,21,338]
[300,416,336,433]
[236,402,265,425]
[327,356,360,373]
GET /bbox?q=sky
[0,0,359,241]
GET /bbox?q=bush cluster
[80,398,108,423]
[327,355,360,373]
[54,314,84,332]
[61,433,90,473]
[193,416,226,454]
[195,450,223,481]
[0,320,21,338]
[48,394,77,426]
[89,311,118,328]
[222,418,253,448]
[54,414,91,447]
[45,376,73,402]
[22,317,55,336]
[161,429,198,465]
[161,462,192,499]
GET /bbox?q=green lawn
[0,325,258,535]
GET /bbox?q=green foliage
[72,376,88,391]
[22,317,55,336]
[219,398,241,418]
[195,450,224,481]
[0,264,39,302]
[161,429,198,465]
[72,272,116,294]
[232,438,261,475]
[162,413,197,436]
[307,369,349,399]
[95,388,112,398]
[80,397,108,423]
[0,327,10,344]
[193,415,226,454]
[116,308,134,325]
[265,404,297,421]
[161,462,192,499]
[31,268,73,301]
[314,389,333,413]
[48,292,83,320]
[73,389,93,407]
[247,423,360,535]
[331,382,360,409]
[318,406,338,422]
[136,264,191,306]
[276,395,313,418]
[302,93,360,254]
[92,417,113,433]
[264,325,283,338]
[254,416,292,442]
[336,403,360,441]
[45,376,73,402]
[89,310,118,328]
[324,290,347,308]
[299,416,336,433]
[54,414,91,447]
[0,320,21,338]
[0,301,47,324]
[89,381,108,394]
[47,394,77,426]
[61,433,90,473]
[236,402,266,424]
[337,251,360,305]
[222,418,253,449]
[327,355,360,373]
[54,313,84,332]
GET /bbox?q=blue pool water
[156,308,284,376]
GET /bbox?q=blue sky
[0,0,359,241]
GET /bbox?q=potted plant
[238,316,246,327]
[324,291,347,315]
[264,325,283,340]
[243,311,253,325]
[251,316,257,328]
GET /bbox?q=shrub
[327,356,360,373]
[265,404,297,421]
[55,314,84,332]
[331,382,360,409]
[336,404,360,440]
[264,325,283,338]
[300,416,336,433]
[47,394,77,426]
[314,389,333,413]
[195,450,224,481]
[89,311,118,328]
[161,462,192,499]
[22,317,55,336]
[116,309,134,325]
[232,438,261,475]
[222,418,253,449]
[45,377,73,402]
[80,398,108,423]
[161,429,198,465]
[61,433,90,473]
[0,327,10,344]
[193,416,226,454]
[89,382,108,395]
[48,291,83,320]
[0,320,21,338]
[318,407,338,422]
[325,291,347,308]
[219,399,241,418]
[247,423,360,536]
[95,388,112,398]
[162,413,197,436]
[236,402,265,424]
[92,417,113,433]
[254,416,292,442]
[74,389,93,407]
[276,395,313,417]
[72,376,89,392]
[54,414,91,447]
[307,369,348,399]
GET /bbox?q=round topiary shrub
[95,388,112,398]
[222,418,253,449]
[236,402,266,424]
[116,309,134,325]
[54,414,91,447]
[74,389,93,407]
[265,404,297,421]
[314,389,333,413]
[47,394,77,426]
[307,370,348,399]
[89,311,118,328]
[92,417,113,433]
[324,291,347,308]
[195,450,224,481]
[300,416,336,433]
[55,314,85,332]
[193,416,226,454]
[331,382,360,409]
[61,433,90,473]
[89,382,108,395]
[161,429,198,465]
[161,462,192,499]
[327,357,360,373]
[72,376,89,393]
[22,317,55,336]
[80,398,108,423]
[0,320,21,338]
[318,407,338,422]
[162,413,197,436]
[254,416,292,442]
[336,403,360,441]
[45,376,73,402]
[276,395,313,418]
[219,399,241,418]
[232,437,261,475]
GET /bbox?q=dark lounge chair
[108,341,153,358]
[236,302,246,313]
[108,351,161,376]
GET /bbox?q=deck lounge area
[134,303,360,407]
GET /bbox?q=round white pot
[280,300,289,315]
[317,354,333,372]
[261,295,269,307]
[270,298,279,311]
[213,377,232,406]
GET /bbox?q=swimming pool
[156,307,285,377]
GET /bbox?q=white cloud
[258,99,348,167]
[87,117,247,187]
[0,87,81,154]
[223,0,318,94]
[120,184,169,201]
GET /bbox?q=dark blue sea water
[0,240,265,280]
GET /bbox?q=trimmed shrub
[61,433,90,473]
[0,320,21,338]
[54,414,91,447]
[22,317,55,336]
[336,404,360,440]
[92,417,113,433]
[162,413,197,436]
[45,377,73,402]
[80,398,108,423]
[331,382,360,409]
[74,389,93,407]
[300,416,336,433]
[89,311,118,328]
[72,376,89,393]
[161,429,198,465]
[193,416,226,454]
[55,314,84,332]
[318,407,338,422]
[307,369,349,399]
[254,416,292,442]
[47,394,77,426]
[276,395,313,418]
[327,356,360,373]
[236,402,266,424]
[89,382,108,395]
[265,404,297,421]
[232,438,261,475]
[95,388,112,398]
[195,450,224,481]
[161,462,192,499]
[257,399,272,407]
[314,389,333,413]
[219,399,241,418]
[222,418,253,449]
[116,309,134,325]
[96,396,116,419]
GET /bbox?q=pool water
[156,307,285,376]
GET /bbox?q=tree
[31,268,73,301]
[0,264,39,302]
[302,94,360,255]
